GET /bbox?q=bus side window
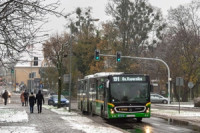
[98,83,104,101]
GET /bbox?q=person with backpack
[36,90,45,113]
[29,92,36,113]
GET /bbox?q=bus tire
[136,118,142,122]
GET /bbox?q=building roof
[15,44,44,68]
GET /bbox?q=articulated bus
[77,72,151,122]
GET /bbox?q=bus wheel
[136,118,142,122]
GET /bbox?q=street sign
[176,77,184,86]
[64,74,70,83]
[188,82,194,89]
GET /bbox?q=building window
[34,57,38,66]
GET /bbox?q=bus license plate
[127,115,135,117]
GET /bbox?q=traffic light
[95,49,100,61]
[11,68,14,73]
[116,51,121,62]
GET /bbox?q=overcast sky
[43,0,191,35]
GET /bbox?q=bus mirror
[106,80,109,88]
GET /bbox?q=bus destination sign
[112,76,146,82]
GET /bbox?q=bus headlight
[110,108,115,114]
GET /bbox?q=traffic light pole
[99,53,171,104]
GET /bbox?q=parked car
[48,95,69,107]
[150,93,168,104]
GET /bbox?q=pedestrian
[24,90,29,106]
[2,90,8,105]
[20,91,25,106]
[29,92,36,113]
[36,90,45,113]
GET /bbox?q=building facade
[14,45,45,92]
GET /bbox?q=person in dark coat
[29,92,36,113]
[2,90,9,105]
[24,90,29,106]
[36,90,45,113]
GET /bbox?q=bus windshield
[110,82,149,103]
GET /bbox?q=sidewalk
[151,102,200,127]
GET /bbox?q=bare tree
[43,33,70,108]
[0,0,62,67]
[154,1,200,101]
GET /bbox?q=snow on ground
[0,126,40,133]
[0,108,28,123]
[43,105,123,133]
[0,107,40,133]
[151,109,200,117]
[165,104,194,108]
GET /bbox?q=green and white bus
[77,72,151,121]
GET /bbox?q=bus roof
[80,72,149,81]
[94,72,124,78]
[83,72,124,80]
[84,74,94,79]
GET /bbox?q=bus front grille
[115,106,146,113]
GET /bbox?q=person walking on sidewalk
[24,90,29,106]
[2,90,8,105]
[20,91,25,106]
[29,92,36,113]
[36,90,45,113]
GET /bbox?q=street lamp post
[68,37,72,112]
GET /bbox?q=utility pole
[68,37,72,112]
